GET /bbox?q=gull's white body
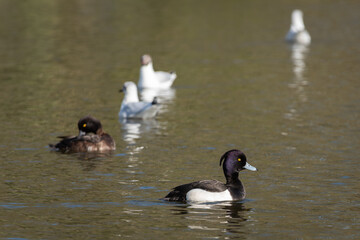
[138,55,176,89]
[119,81,159,119]
[286,10,311,45]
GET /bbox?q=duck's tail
[152,97,158,105]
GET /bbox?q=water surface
[0,0,359,239]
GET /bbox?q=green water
[0,0,359,239]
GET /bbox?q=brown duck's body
[50,116,116,153]
[52,133,115,153]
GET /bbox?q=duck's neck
[225,172,245,200]
[96,128,104,135]
[225,172,241,186]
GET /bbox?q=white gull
[285,9,311,45]
[119,81,159,119]
[138,54,177,89]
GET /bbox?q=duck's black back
[163,180,227,202]
[50,136,86,153]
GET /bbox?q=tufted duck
[49,116,116,153]
[163,149,257,203]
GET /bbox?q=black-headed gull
[285,10,311,45]
[138,54,177,89]
[119,81,159,119]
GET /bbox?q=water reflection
[139,88,176,114]
[119,118,160,145]
[284,43,310,122]
[170,201,249,236]
[187,201,249,220]
[73,152,114,171]
[50,151,114,171]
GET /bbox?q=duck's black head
[219,149,257,183]
[77,116,103,136]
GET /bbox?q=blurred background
[0,0,359,239]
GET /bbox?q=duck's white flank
[186,189,232,203]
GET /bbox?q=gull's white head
[121,81,139,102]
[291,9,305,32]
[141,54,153,66]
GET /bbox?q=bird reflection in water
[172,201,251,223]
[139,88,176,114]
[74,152,114,171]
[119,118,160,145]
[284,43,310,122]
[119,118,162,179]
[169,201,250,234]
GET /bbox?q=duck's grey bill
[244,162,257,171]
[79,130,86,137]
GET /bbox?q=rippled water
[1,0,359,239]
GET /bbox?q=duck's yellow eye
[238,158,241,161]
[83,123,87,128]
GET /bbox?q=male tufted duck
[163,149,257,203]
[49,116,116,153]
